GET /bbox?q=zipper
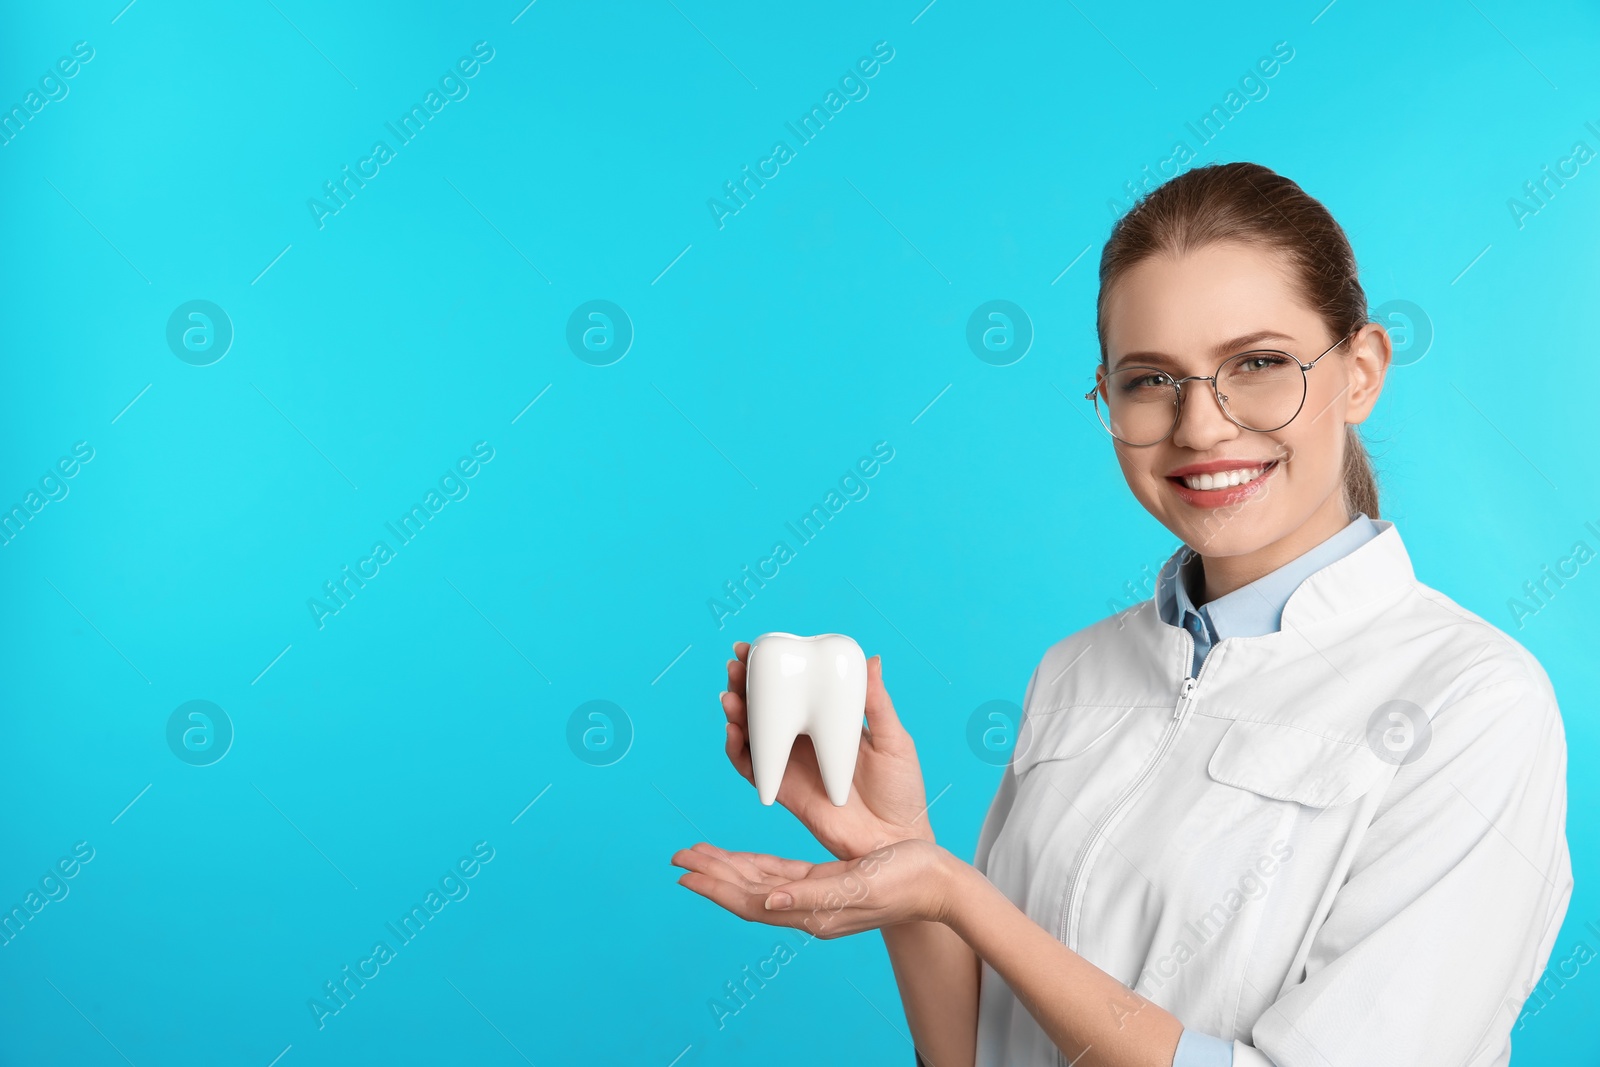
[1054,628,1205,1012]
[1051,631,1204,1066]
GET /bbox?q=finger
[737,851,815,882]
[720,687,746,728]
[684,841,820,882]
[727,653,748,700]
[671,845,763,891]
[688,843,801,885]
[733,640,750,664]
[862,655,908,742]
[677,869,805,929]
[724,722,755,783]
[689,841,752,871]
[762,859,880,917]
[692,841,814,881]
[689,842,767,883]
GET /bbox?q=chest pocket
[1206,718,1391,808]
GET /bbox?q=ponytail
[1342,424,1380,520]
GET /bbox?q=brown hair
[1095,161,1380,520]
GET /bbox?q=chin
[1168,504,1281,554]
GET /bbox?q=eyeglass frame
[1084,330,1357,447]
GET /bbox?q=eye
[1118,370,1173,391]
[1234,353,1293,373]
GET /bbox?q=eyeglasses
[1084,332,1355,447]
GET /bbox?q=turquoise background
[2,1,1596,1063]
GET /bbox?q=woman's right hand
[722,641,936,861]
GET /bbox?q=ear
[1344,322,1391,426]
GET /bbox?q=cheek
[1300,371,1351,434]
[1282,416,1340,473]
[1115,449,1175,513]
[1113,447,1154,490]
[1267,428,1340,505]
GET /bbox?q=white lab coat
[972,519,1572,1066]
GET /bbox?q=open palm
[671,839,952,936]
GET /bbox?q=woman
[671,162,1572,1067]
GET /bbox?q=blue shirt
[1158,512,1383,680]
[1155,511,1381,1067]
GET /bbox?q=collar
[1155,514,1411,635]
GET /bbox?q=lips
[1166,460,1280,509]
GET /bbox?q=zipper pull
[1174,676,1197,718]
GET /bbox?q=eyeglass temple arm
[1305,329,1358,369]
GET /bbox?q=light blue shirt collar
[1156,512,1382,642]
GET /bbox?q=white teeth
[744,633,867,807]
[1180,464,1269,490]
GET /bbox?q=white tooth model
[745,632,867,807]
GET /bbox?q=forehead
[1101,242,1315,368]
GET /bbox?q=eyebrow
[1112,330,1297,372]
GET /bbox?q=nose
[1170,377,1241,448]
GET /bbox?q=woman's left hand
[671,838,958,937]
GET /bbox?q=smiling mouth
[1167,460,1279,492]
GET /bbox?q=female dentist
[671,161,1572,1067]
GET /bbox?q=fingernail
[764,892,793,911]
